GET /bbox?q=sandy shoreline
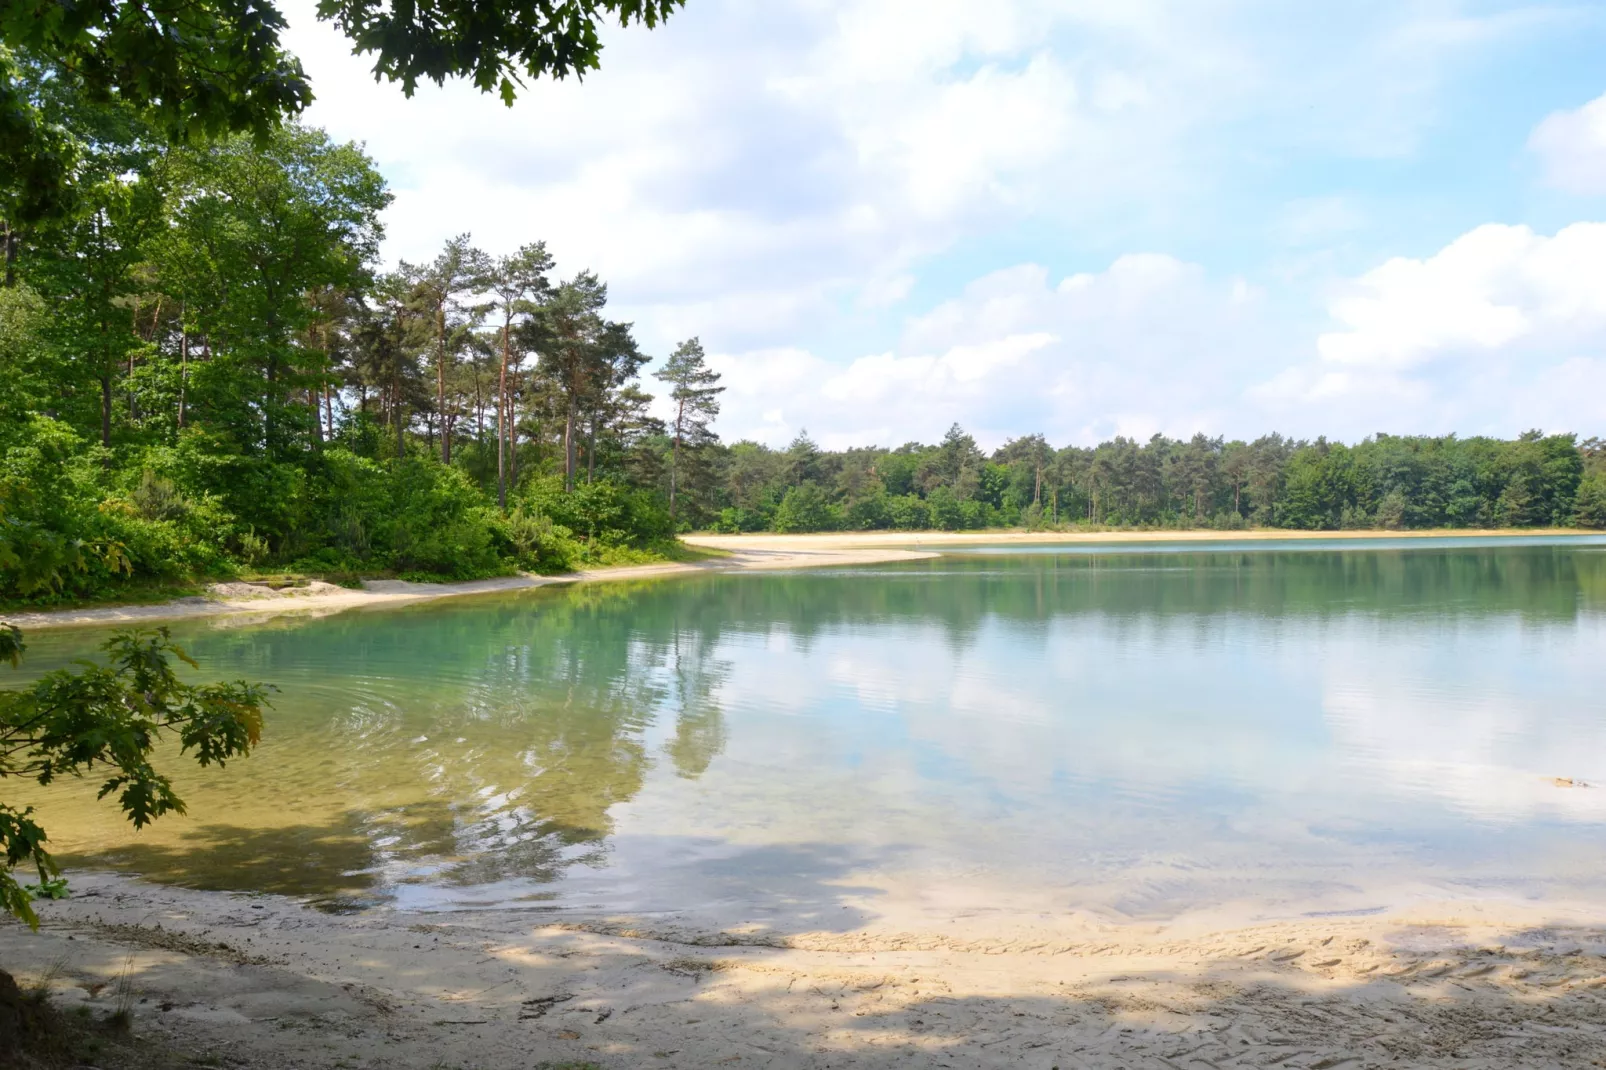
[3,873,1605,1068]
[9,527,1595,631]
[4,545,939,631]
[681,525,1596,550]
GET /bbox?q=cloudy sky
[282,0,1606,450]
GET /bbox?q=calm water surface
[12,536,1606,924]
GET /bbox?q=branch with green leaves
[0,624,269,927]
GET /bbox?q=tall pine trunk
[100,375,112,448]
[498,322,510,509]
[587,412,597,484]
[437,306,449,463]
[668,397,684,525]
[177,318,188,430]
[564,398,577,492]
[1,221,16,287]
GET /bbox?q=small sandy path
[4,874,1605,1068]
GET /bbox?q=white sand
[5,546,938,631]
[682,526,1591,551]
[3,874,1605,1068]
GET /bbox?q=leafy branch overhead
[318,0,687,103]
[1,0,685,225]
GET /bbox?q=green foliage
[773,483,838,533]
[496,507,577,573]
[1576,439,1606,529]
[3,0,684,226]
[382,459,505,578]
[0,627,268,926]
[1,6,699,600]
[0,283,56,426]
[887,494,931,530]
[520,475,672,551]
[318,0,685,102]
[681,427,1601,534]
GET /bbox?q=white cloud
[1530,91,1606,195]
[280,0,1530,354]
[1316,222,1606,368]
[1257,222,1606,436]
[711,220,1606,451]
[709,256,1278,448]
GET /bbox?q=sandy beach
[681,526,1592,550]
[9,527,1590,631]
[3,544,940,631]
[2,873,1605,1068]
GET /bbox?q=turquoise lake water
[12,535,1606,926]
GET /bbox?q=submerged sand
[3,873,1605,1068]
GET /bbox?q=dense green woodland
[707,426,1606,536]
[3,70,1605,606]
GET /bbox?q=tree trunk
[100,375,112,448]
[669,398,684,525]
[393,343,405,459]
[498,323,509,509]
[1,221,16,287]
[587,412,597,485]
[178,323,188,429]
[509,381,519,492]
[437,305,449,463]
[564,398,577,492]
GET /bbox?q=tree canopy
[1,0,686,227]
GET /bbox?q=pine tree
[655,338,724,527]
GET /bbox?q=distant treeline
[675,427,1606,533]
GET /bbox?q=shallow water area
[10,535,1606,934]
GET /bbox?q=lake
[11,535,1606,930]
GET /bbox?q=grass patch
[0,967,165,1069]
[657,540,733,564]
[0,579,208,614]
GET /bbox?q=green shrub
[926,486,965,530]
[1,419,130,601]
[519,476,671,547]
[773,482,838,532]
[495,507,578,573]
[1576,470,1606,528]
[379,459,506,578]
[844,493,891,530]
[887,494,929,530]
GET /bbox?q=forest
[4,56,1606,607]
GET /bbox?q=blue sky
[283,0,1606,449]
